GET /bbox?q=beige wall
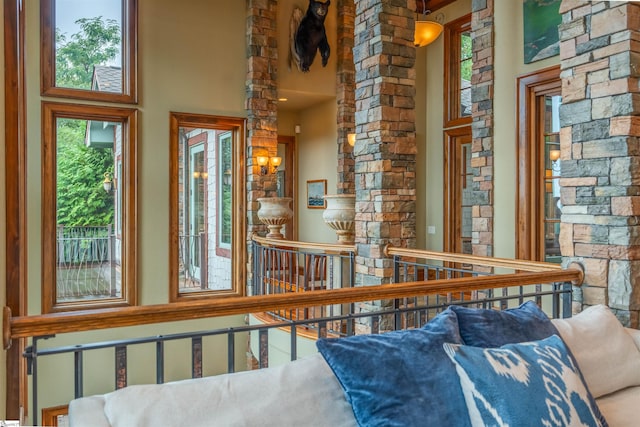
[296,99,338,243]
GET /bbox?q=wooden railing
[3,243,583,349]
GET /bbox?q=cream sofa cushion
[85,353,357,427]
[596,385,640,427]
[551,305,640,398]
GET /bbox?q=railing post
[74,350,83,398]
[115,346,127,390]
[192,337,203,378]
[156,340,164,384]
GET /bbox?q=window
[443,14,472,128]
[444,127,473,255]
[42,102,138,312]
[41,0,137,103]
[169,113,246,301]
[516,66,562,262]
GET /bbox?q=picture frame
[306,179,327,209]
[523,0,561,64]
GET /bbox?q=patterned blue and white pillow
[443,335,608,427]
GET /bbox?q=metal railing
[14,240,581,425]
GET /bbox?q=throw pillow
[450,300,558,347]
[316,309,471,427]
[444,335,608,427]
[552,304,640,398]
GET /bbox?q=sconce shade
[347,133,356,147]
[271,156,282,168]
[256,156,269,167]
[549,149,561,162]
[414,20,444,47]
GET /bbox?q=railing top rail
[4,268,583,348]
[252,235,356,254]
[384,245,565,272]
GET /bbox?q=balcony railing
[5,238,583,425]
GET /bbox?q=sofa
[69,303,640,427]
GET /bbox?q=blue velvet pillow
[443,335,608,427]
[316,309,471,427]
[450,300,558,347]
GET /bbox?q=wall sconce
[347,133,356,147]
[549,149,561,164]
[257,156,282,175]
[223,169,232,186]
[103,172,113,193]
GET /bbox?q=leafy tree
[56,119,115,226]
[56,17,121,89]
[55,18,120,226]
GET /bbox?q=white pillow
[552,304,640,398]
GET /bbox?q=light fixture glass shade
[414,20,444,47]
[270,156,282,167]
[347,133,356,147]
[549,149,561,162]
[103,172,112,193]
[256,156,269,167]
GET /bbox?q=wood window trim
[443,126,472,253]
[41,101,138,312]
[169,112,246,302]
[4,0,28,419]
[443,13,472,128]
[516,65,561,261]
[40,0,138,103]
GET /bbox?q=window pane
[54,0,123,92]
[218,132,232,247]
[177,127,232,293]
[459,31,472,118]
[56,117,122,302]
[543,94,562,263]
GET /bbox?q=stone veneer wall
[246,0,279,294]
[470,0,495,261]
[336,0,356,195]
[353,0,417,288]
[246,0,280,226]
[558,0,640,326]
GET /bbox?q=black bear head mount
[289,0,331,72]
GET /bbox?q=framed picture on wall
[523,0,562,64]
[307,179,327,209]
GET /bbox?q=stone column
[246,0,279,294]
[246,0,279,234]
[353,0,417,288]
[336,0,356,195]
[470,0,495,261]
[558,0,640,326]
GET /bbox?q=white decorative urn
[322,194,356,244]
[257,197,293,239]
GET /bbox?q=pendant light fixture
[414,4,444,47]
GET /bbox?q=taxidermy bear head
[290,0,331,72]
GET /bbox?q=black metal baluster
[156,340,164,384]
